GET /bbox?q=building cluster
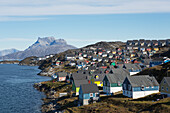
[49,39,170,106]
[126,39,170,57]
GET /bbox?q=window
[90,93,93,97]
[124,84,126,90]
[162,86,164,90]
[118,81,121,86]
[128,85,131,90]
[141,85,144,90]
[164,80,166,84]
[95,93,99,97]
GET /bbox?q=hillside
[0,48,19,58]
[136,62,170,83]
[38,41,125,70]
[0,37,77,60]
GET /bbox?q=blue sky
[0,0,170,50]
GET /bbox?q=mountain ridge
[0,37,77,60]
[0,48,19,57]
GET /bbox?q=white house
[123,75,159,99]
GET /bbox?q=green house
[72,79,88,95]
[103,69,129,94]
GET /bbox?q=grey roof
[111,68,130,75]
[106,69,130,84]
[72,73,89,80]
[81,84,99,93]
[106,73,129,84]
[164,77,170,86]
[74,80,89,87]
[120,63,142,71]
[92,74,105,81]
[127,75,159,87]
[57,72,68,77]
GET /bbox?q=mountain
[0,49,19,57]
[0,37,77,60]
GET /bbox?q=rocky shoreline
[0,60,20,64]
[33,81,76,113]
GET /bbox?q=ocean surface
[0,64,51,113]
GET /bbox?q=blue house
[79,84,100,105]
[122,75,159,99]
[149,60,163,67]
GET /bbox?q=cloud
[0,16,48,21]
[0,0,170,21]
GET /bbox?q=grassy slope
[65,94,170,113]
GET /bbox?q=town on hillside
[32,39,170,112]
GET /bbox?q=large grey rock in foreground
[1,37,77,60]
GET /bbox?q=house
[102,53,108,57]
[153,46,159,51]
[139,39,145,46]
[69,60,76,66]
[166,39,170,46]
[149,59,163,67]
[127,40,133,46]
[56,72,68,81]
[159,40,167,47]
[112,49,117,54]
[65,54,75,61]
[133,40,139,46]
[72,80,89,95]
[121,63,142,75]
[132,46,139,50]
[123,75,159,99]
[79,84,100,105]
[139,46,146,52]
[91,74,105,87]
[160,77,170,97]
[103,69,130,94]
[152,40,159,47]
[145,40,152,47]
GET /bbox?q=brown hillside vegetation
[136,62,170,83]
[64,94,170,113]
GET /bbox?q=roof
[92,74,105,81]
[126,75,159,87]
[81,84,99,93]
[120,63,142,71]
[74,80,89,87]
[164,77,170,86]
[57,72,68,77]
[72,73,89,80]
[106,73,129,84]
[106,68,130,83]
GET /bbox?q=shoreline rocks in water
[33,81,77,113]
[0,60,20,64]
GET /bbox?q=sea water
[0,64,50,113]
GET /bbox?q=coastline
[0,60,20,64]
[33,81,76,113]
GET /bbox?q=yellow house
[154,47,159,51]
[91,74,104,87]
[72,79,88,95]
[160,77,170,97]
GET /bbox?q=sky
[0,0,170,50]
